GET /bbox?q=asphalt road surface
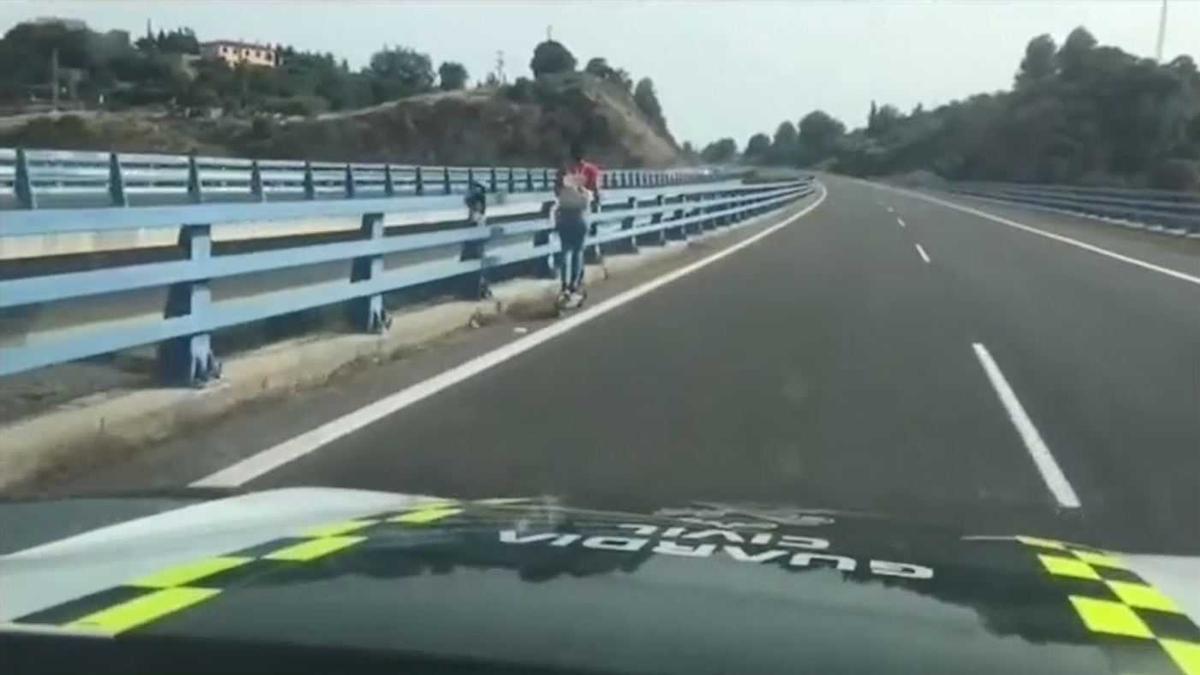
[41,175,1200,554]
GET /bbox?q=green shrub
[1149,159,1199,191]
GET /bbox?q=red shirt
[570,160,601,193]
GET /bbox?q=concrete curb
[0,200,807,491]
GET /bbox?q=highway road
[42,174,1200,555]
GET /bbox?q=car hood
[2,487,1199,675]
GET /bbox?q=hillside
[0,73,682,167]
[739,27,1200,190]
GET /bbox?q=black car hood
[2,488,1198,674]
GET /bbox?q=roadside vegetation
[0,19,678,166]
[732,27,1200,190]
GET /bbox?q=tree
[368,46,434,97]
[437,61,468,91]
[867,104,901,138]
[1057,26,1097,79]
[772,121,798,147]
[503,76,534,102]
[744,132,771,160]
[700,138,738,163]
[530,39,575,77]
[633,77,666,130]
[584,57,613,78]
[768,121,798,164]
[1016,34,1057,87]
[822,26,1200,187]
[613,68,633,92]
[158,28,199,54]
[798,110,846,163]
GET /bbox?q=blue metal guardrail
[945,181,1200,235]
[1,174,814,385]
[0,148,727,210]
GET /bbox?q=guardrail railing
[945,181,1200,235]
[0,177,814,385]
[0,148,727,211]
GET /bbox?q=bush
[260,95,328,118]
[0,115,95,148]
[1149,159,1199,191]
[250,116,277,139]
[503,77,534,103]
[530,40,576,78]
[438,61,468,91]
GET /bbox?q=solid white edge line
[914,243,931,264]
[971,342,1081,508]
[896,217,906,228]
[869,181,1200,288]
[192,184,829,487]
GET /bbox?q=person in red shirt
[553,143,602,307]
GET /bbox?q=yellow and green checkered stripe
[1019,536,1200,675]
[14,503,464,636]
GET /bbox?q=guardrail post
[542,169,550,190]
[350,212,390,333]
[728,192,743,223]
[666,194,688,241]
[583,200,603,264]
[303,161,315,200]
[250,160,265,202]
[345,164,357,199]
[186,153,201,204]
[525,168,534,191]
[443,167,451,194]
[639,195,667,246]
[383,164,395,197]
[697,194,715,231]
[489,167,498,192]
[507,167,515,193]
[533,200,557,277]
[108,152,128,207]
[414,166,424,195]
[713,193,728,227]
[459,214,493,300]
[467,167,475,192]
[613,195,639,253]
[159,224,220,386]
[15,148,37,209]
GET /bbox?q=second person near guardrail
[553,143,602,309]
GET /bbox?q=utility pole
[1155,0,1168,62]
[50,48,59,111]
[495,50,507,85]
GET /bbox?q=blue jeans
[556,209,588,291]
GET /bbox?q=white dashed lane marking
[915,243,931,264]
[972,342,1081,508]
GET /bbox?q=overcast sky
[2,1,1197,147]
